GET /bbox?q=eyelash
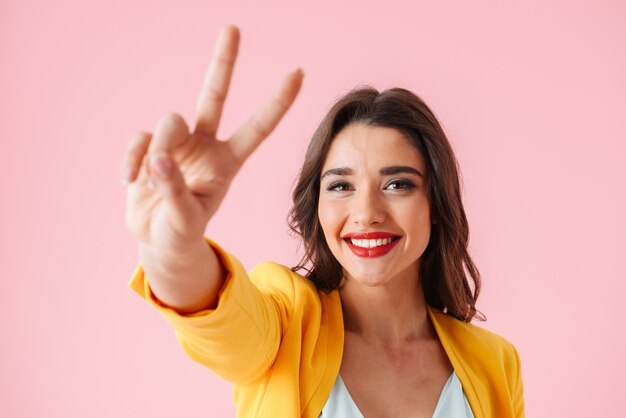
[326,179,416,192]
[385,179,416,191]
[326,181,352,192]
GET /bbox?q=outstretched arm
[122,26,303,314]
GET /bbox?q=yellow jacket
[130,239,525,417]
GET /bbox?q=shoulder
[248,261,325,312]
[249,262,318,293]
[429,307,521,377]
[429,308,525,414]
[431,308,514,348]
[430,308,525,415]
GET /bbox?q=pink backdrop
[1,0,625,416]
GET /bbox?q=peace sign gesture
[123,26,303,257]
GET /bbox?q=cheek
[396,200,432,237]
[414,212,433,249]
[317,197,344,240]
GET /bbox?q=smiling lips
[342,232,401,258]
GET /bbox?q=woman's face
[318,123,432,288]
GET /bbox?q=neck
[338,273,433,346]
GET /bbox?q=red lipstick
[342,232,401,258]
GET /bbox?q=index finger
[228,69,304,162]
[194,25,240,137]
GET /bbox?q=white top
[320,371,474,418]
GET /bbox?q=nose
[351,188,386,226]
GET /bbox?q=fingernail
[122,168,134,186]
[151,153,172,177]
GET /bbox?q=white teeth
[349,237,394,248]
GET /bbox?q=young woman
[123,26,524,418]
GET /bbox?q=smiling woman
[290,89,481,322]
[124,26,524,418]
[318,124,433,289]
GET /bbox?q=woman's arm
[136,238,223,314]
[511,344,525,417]
[122,26,303,314]
[129,238,284,385]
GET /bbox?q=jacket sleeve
[128,238,282,385]
[509,343,525,418]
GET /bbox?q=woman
[123,26,524,418]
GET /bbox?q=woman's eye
[385,179,416,191]
[327,181,352,192]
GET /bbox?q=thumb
[149,151,197,215]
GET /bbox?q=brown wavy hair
[288,87,483,322]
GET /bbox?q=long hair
[288,87,483,322]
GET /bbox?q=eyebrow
[380,166,424,178]
[320,167,353,180]
[320,165,424,180]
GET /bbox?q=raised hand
[122,26,303,312]
[123,26,303,255]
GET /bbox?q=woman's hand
[123,26,303,256]
[121,26,303,312]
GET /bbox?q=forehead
[322,123,427,173]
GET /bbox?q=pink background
[1,0,625,416]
